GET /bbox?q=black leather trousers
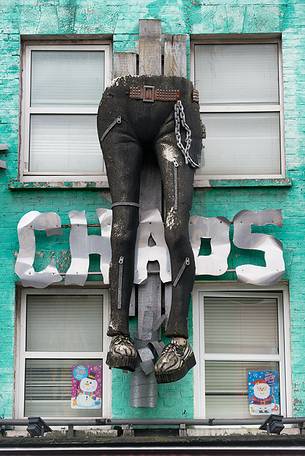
[97,75,203,339]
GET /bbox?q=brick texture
[0,0,304,420]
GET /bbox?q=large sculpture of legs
[97,75,203,383]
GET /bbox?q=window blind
[27,48,106,175]
[26,295,103,352]
[204,296,279,354]
[29,114,104,174]
[24,359,102,417]
[205,361,279,419]
[200,112,281,175]
[31,51,105,106]
[194,42,282,177]
[194,44,279,105]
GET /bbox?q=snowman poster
[71,364,102,409]
[248,370,280,416]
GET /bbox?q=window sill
[194,178,292,188]
[9,180,109,190]
[9,178,292,190]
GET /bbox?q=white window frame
[20,42,112,183]
[192,282,291,420]
[191,37,285,184]
[15,287,112,419]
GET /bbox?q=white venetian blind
[200,112,280,175]
[194,42,281,176]
[31,51,104,106]
[29,115,104,173]
[25,359,102,417]
[26,295,103,352]
[205,361,279,418]
[194,44,279,105]
[204,296,279,354]
[28,48,106,174]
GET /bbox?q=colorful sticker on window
[248,370,280,415]
[71,364,102,409]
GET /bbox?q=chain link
[174,100,200,169]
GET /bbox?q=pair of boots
[106,335,196,383]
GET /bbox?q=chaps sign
[15,208,285,288]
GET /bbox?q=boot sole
[155,353,196,384]
[106,352,137,372]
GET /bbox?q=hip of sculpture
[97,75,204,383]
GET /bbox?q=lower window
[16,289,111,418]
[193,286,290,419]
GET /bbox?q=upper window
[193,286,290,419]
[193,39,284,179]
[15,289,111,418]
[21,43,111,182]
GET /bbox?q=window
[16,289,111,418]
[193,285,290,419]
[21,43,111,182]
[192,39,284,180]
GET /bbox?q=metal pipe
[0,420,28,426]
[0,417,304,427]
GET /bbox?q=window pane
[31,51,105,106]
[26,295,103,352]
[25,359,102,417]
[29,114,104,174]
[200,112,280,175]
[195,44,279,104]
[204,297,279,354]
[205,361,279,418]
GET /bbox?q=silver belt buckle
[143,85,155,102]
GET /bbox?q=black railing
[1,417,305,426]
[0,416,305,437]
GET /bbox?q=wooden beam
[130,19,164,408]
[138,16,163,345]
[113,53,137,79]
[137,160,162,338]
[138,17,163,347]
[138,19,162,76]
[164,35,187,77]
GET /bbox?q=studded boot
[154,339,196,383]
[106,335,138,372]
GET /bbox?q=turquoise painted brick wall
[0,0,305,420]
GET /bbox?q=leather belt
[129,85,199,103]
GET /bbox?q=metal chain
[174,100,200,169]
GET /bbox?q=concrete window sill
[9,178,292,190]
[8,180,109,190]
[195,178,292,188]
